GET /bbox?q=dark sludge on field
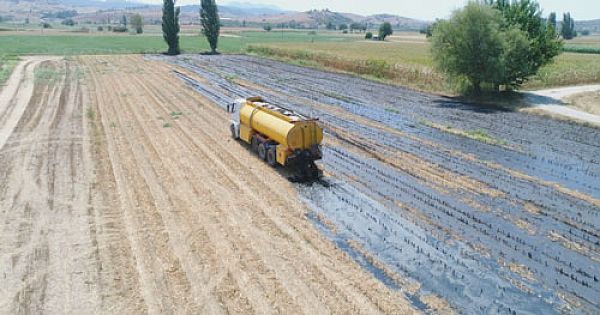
[150,54,600,314]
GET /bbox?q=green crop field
[246,39,600,93]
[0,30,355,55]
[0,27,599,93]
[563,36,600,54]
[527,52,600,89]
[256,40,433,67]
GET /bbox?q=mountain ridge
[0,0,598,32]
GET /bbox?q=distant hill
[0,1,429,31]
[58,0,133,10]
[223,9,428,31]
[221,2,283,16]
[306,9,354,26]
[359,14,427,30]
[5,0,595,34]
[577,19,600,33]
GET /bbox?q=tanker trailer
[230,97,323,181]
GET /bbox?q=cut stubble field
[565,90,600,115]
[0,55,417,314]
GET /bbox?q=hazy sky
[147,0,599,21]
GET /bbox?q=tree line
[162,0,220,55]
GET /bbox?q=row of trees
[547,12,578,40]
[60,14,144,34]
[430,0,563,94]
[364,22,394,40]
[326,22,369,32]
[162,0,220,55]
[429,10,580,41]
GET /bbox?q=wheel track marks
[85,57,199,314]
[83,72,147,313]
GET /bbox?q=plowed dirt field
[0,55,417,314]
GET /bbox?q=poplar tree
[547,12,556,30]
[200,0,220,54]
[162,0,181,55]
[561,13,577,40]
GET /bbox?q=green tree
[561,12,577,40]
[200,0,221,54]
[162,0,181,55]
[350,22,364,32]
[378,22,393,40]
[547,12,556,30]
[121,14,127,27]
[263,24,272,31]
[501,26,532,89]
[339,24,348,31]
[62,18,75,26]
[130,14,144,34]
[425,20,440,38]
[365,32,373,39]
[486,0,562,87]
[431,2,506,94]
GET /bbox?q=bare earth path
[524,84,600,126]
[0,55,417,314]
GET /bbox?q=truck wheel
[251,136,259,152]
[267,147,277,166]
[230,123,238,139]
[258,143,267,160]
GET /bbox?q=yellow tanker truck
[230,97,323,180]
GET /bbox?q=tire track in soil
[85,57,200,314]
[90,56,261,314]
[0,58,102,314]
[83,60,149,314]
[79,55,418,314]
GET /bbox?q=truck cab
[229,98,245,140]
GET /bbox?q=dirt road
[0,55,418,314]
[159,54,600,315]
[524,84,600,126]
